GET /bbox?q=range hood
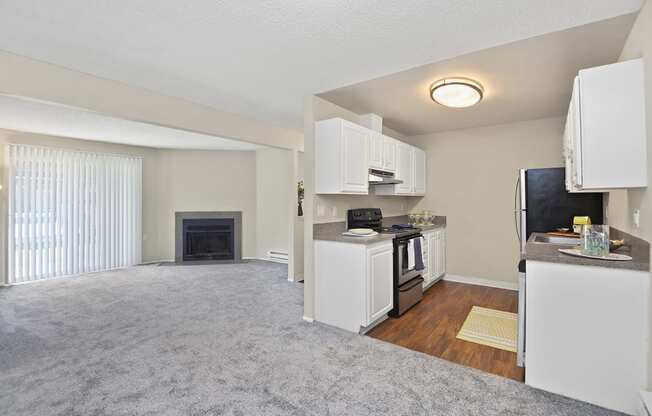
[368,168,402,185]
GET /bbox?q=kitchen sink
[531,235,580,245]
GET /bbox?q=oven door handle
[399,276,424,292]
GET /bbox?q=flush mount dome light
[430,78,484,108]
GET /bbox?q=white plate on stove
[342,228,378,237]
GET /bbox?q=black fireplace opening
[182,218,235,261]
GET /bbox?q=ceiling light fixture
[430,78,484,108]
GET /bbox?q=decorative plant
[297,180,304,216]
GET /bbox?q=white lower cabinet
[365,244,394,324]
[315,240,394,332]
[421,228,446,288]
[525,260,649,415]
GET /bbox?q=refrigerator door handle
[514,174,522,243]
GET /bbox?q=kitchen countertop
[314,215,446,245]
[523,230,649,272]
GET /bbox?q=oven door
[396,234,423,286]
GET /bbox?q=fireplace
[182,218,234,261]
[175,212,242,263]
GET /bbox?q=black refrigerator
[515,167,603,253]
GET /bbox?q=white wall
[255,147,292,259]
[409,117,565,285]
[602,1,652,387]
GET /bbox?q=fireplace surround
[175,211,242,263]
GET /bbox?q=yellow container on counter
[573,216,591,233]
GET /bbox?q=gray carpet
[0,261,620,416]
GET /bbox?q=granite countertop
[314,215,446,245]
[523,230,649,272]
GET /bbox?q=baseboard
[289,272,304,282]
[243,257,289,265]
[139,259,174,265]
[443,274,518,291]
[302,316,314,323]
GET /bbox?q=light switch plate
[633,209,641,228]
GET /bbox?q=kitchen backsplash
[314,193,422,223]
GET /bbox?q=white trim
[640,391,652,416]
[138,259,174,265]
[243,256,288,264]
[290,272,304,282]
[443,274,518,291]
[302,316,314,323]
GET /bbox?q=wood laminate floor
[367,280,524,382]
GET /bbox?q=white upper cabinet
[395,143,414,194]
[565,59,647,192]
[382,136,397,172]
[368,132,384,169]
[315,117,425,196]
[315,118,370,194]
[413,147,426,195]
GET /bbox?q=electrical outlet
[633,209,640,228]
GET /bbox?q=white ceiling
[0,95,259,150]
[319,14,637,136]
[0,1,643,131]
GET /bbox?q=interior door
[341,122,369,193]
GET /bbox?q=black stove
[347,208,424,317]
[347,208,420,236]
[379,224,420,235]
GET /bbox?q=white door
[395,144,413,194]
[382,136,397,172]
[366,244,394,324]
[368,132,384,169]
[414,148,426,195]
[341,122,369,193]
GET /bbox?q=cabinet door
[429,229,446,279]
[368,132,384,169]
[341,122,370,193]
[382,136,397,172]
[395,144,414,194]
[366,244,394,324]
[578,59,647,189]
[413,147,426,195]
[421,233,431,287]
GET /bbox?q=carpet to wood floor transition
[0,261,622,415]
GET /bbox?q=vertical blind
[8,144,142,284]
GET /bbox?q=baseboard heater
[267,250,288,263]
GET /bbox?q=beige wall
[0,50,303,151]
[255,147,292,259]
[156,150,258,260]
[604,1,652,388]
[409,117,565,285]
[0,130,263,283]
[606,3,651,241]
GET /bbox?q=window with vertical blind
[7,144,142,284]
